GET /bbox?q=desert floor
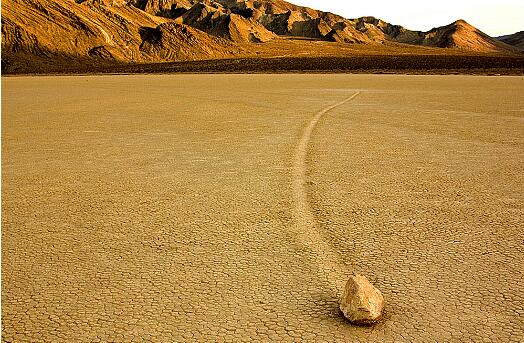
[2,74,523,342]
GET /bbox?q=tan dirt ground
[2,74,523,342]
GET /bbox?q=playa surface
[2,74,523,342]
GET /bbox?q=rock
[339,274,384,325]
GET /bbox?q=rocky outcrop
[139,0,192,17]
[175,2,275,42]
[139,21,241,60]
[325,22,374,44]
[339,274,384,326]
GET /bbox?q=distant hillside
[497,31,524,50]
[1,0,521,73]
[390,20,521,53]
[137,0,519,53]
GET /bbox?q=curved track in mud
[291,91,360,294]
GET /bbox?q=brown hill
[497,31,524,50]
[1,0,242,63]
[394,20,519,53]
[174,2,275,42]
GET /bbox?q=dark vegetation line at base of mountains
[4,54,523,75]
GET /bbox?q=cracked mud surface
[2,74,523,342]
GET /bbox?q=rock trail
[291,91,360,295]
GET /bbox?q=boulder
[339,274,384,325]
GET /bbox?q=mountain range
[2,0,523,71]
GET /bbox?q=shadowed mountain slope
[497,31,524,50]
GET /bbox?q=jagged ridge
[1,0,243,63]
[137,0,520,53]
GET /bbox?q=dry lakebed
[2,74,523,342]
